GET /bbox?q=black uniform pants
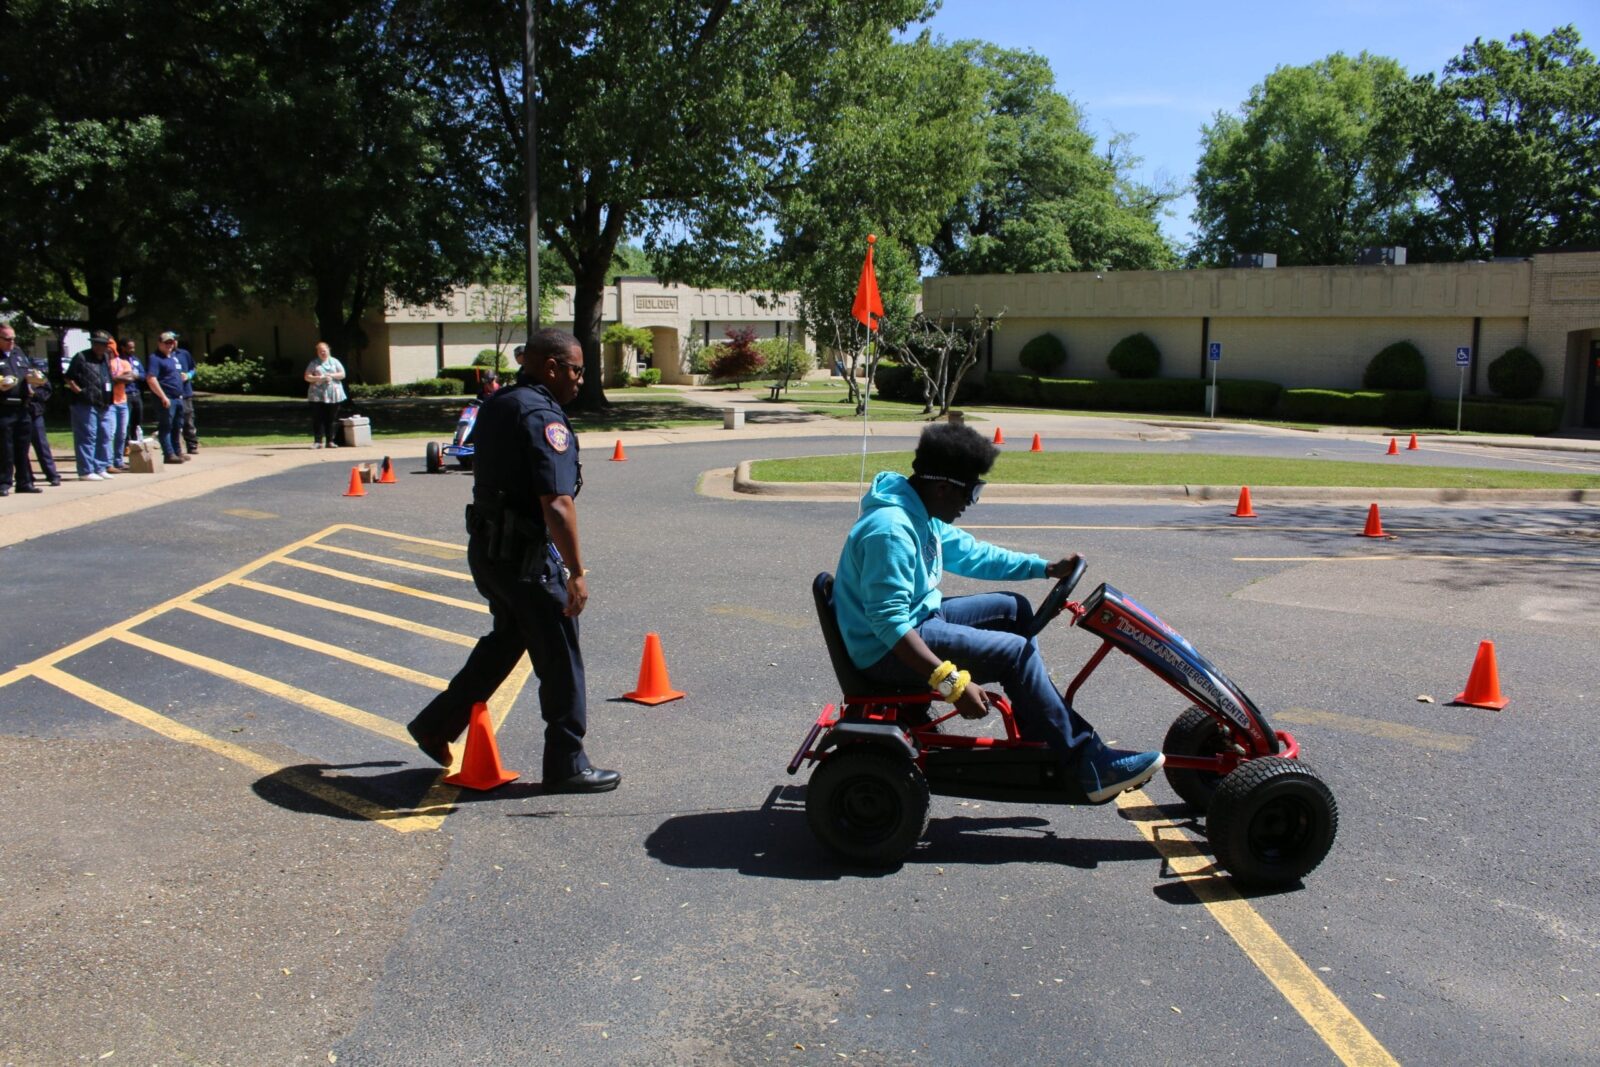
[181,395,199,451]
[1,407,33,490]
[409,534,590,780]
[26,409,58,482]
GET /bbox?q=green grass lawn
[749,451,1600,490]
[41,389,719,450]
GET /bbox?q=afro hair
[911,422,999,484]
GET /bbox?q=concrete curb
[729,460,1600,506]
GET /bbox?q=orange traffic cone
[1386,437,1399,455]
[1029,432,1043,452]
[378,456,396,483]
[622,632,686,705]
[343,466,366,497]
[992,427,1005,445]
[1451,640,1508,710]
[442,702,520,789]
[611,440,628,462]
[1233,486,1256,518]
[1360,503,1386,537]
[1407,433,1419,451]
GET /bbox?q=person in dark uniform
[0,323,44,496]
[407,327,620,793]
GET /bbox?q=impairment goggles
[918,474,985,507]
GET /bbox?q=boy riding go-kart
[788,423,1337,888]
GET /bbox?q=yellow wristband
[928,661,956,690]
[947,670,970,704]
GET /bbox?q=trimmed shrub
[631,368,662,387]
[1107,333,1160,379]
[1215,378,1282,417]
[708,327,764,382]
[1486,346,1543,400]
[349,377,462,399]
[1427,397,1560,434]
[472,348,509,371]
[755,338,814,387]
[438,366,482,390]
[981,372,1041,404]
[1363,341,1426,390]
[1018,333,1067,376]
[1279,388,1428,425]
[193,356,265,394]
[873,361,920,402]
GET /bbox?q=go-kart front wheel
[1206,757,1337,888]
[425,441,442,473]
[806,748,929,866]
[1162,704,1231,812]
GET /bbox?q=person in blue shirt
[118,337,146,450]
[833,422,1164,803]
[144,332,188,463]
[169,333,200,454]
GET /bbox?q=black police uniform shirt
[471,379,582,519]
[1,351,31,407]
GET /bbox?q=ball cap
[158,330,179,342]
[89,329,113,344]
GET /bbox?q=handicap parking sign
[1455,346,1471,366]
[1208,342,1222,362]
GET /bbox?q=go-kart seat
[813,572,921,698]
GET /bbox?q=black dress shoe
[545,767,621,793]
[0,487,10,497]
[406,722,453,767]
[48,478,62,487]
[18,485,43,494]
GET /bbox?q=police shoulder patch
[545,421,571,453]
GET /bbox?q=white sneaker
[80,473,104,481]
[312,442,323,449]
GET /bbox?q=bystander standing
[145,331,188,464]
[64,330,117,480]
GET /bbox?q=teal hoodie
[833,471,1047,668]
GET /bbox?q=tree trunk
[568,270,610,410]
[313,274,357,377]
[84,265,122,336]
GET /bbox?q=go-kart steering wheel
[1027,555,1088,638]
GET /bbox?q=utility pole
[523,0,539,332]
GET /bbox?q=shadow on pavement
[641,785,1158,881]
[252,760,574,822]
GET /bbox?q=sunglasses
[918,474,985,506]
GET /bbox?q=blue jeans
[864,592,1095,759]
[110,401,130,466]
[70,403,114,475]
[156,397,185,459]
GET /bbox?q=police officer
[0,323,44,496]
[407,328,620,793]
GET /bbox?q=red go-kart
[789,558,1338,887]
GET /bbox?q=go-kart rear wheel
[806,748,929,866]
[1206,757,1337,888]
[425,441,442,473]
[1162,704,1231,812]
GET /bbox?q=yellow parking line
[1274,707,1474,752]
[303,541,475,582]
[176,601,448,691]
[0,523,357,690]
[1117,790,1399,1067]
[33,666,438,832]
[233,579,479,648]
[338,524,465,551]
[116,632,413,746]
[275,556,489,614]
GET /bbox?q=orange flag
[851,234,885,331]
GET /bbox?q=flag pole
[851,234,884,513]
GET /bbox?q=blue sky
[917,0,1597,250]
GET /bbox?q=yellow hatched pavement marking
[337,525,465,551]
[0,523,358,690]
[275,556,489,614]
[33,666,439,832]
[233,579,478,648]
[304,541,475,582]
[1116,790,1399,1067]
[116,632,411,746]
[175,601,448,691]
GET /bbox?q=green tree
[929,43,1178,275]
[423,0,932,409]
[0,0,240,333]
[1191,53,1418,266]
[1400,26,1600,258]
[216,0,487,376]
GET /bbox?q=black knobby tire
[1206,757,1338,887]
[806,747,930,866]
[1163,704,1231,812]
[425,441,442,473]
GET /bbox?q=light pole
[523,0,539,333]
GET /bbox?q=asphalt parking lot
[2,426,1597,1065]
